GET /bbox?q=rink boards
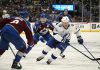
[30,22,100,32]
[72,22,100,32]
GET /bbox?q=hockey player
[55,9,73,57]
[56,9,72,22]
[36,16,83,64]
[33,13,54,43]
[46,16,84,64]
[23,13,54,55]
[0,16,35,69]
[21,13,65,59]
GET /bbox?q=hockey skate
[11,60,22,69]
[46,59,52,64]
[60,53,65,58]
[36,56,44,61]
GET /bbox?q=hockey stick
[69,44,97,61]
[9,46,22,67]
[93,58,100,61]
[82,44,100,65]
[82,44,100,61]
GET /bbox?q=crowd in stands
[0,0,99,22]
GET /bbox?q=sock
[15,55,22,62]
[14,51,24,62]
[41,47,52,57]
[51,54,57,59]
[50,48,61,60]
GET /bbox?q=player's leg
[39,33,52,43]
[46,41,70,64]
[36,37,60,61]
[0,35,9,57]
[43,33,66,58]
[11,37,26,69]
[2,26,26,69]
[60,40,70,58]
[60,52,65,58]
[59,43,67,58]
[43,32,53,42]
[36,46,52,61]
[0,51,5,57]
[47,48,61,64]
[1,25,26,69]
[36,33,53,61]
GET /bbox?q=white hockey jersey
[52,22,81,42]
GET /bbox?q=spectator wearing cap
[2,10,10,19]
[56,9,72,22]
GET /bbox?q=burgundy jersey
[0,17,35,45]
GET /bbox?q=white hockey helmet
[61,16,69,23]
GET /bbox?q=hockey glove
[23,43,35,58]
[61,33,70,43]
[77,36,83,44]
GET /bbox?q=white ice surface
[0,32,100,70]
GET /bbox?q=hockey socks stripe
[15,55,22,62]
[51,54,57,59]
[15,51,24,62]
[42,50,48,55]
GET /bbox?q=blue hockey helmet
[64,9,68,12]
[19,11,29,18]
[40,13,47,18]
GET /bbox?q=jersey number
[10,20,19,24]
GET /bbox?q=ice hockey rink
[0,32,100,70]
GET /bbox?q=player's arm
[33,24,38,33]
[47,21,54,31]
[33,22,45,42]
[53,30,63,42]
[52,23,64,42]
[22,21,36,46]
[33,21,40,33]
[74,24,84,44]
[53,22,63,32]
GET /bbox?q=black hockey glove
[77,36,83,45]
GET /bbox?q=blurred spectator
[0,0,99,22]
[2,10,10,18]
[56,9,72,22]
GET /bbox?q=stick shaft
[82,44,100,65]
[70,45,94,60]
